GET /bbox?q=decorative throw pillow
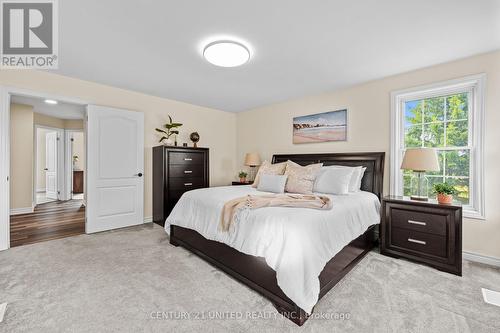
[252,160,287,188]
[257,174,288,193]
[323,165,367,192]
[284,161,323,194]
[313,167,355,195]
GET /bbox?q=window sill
[463,209,485,220]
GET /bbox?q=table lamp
[401,148,440,201]
[244,153,261,182]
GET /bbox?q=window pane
[444,150,469,177]
[424,97,444,123]
[423,123,444,147]
[446,120,468,147]
[405,125,422,148]
[404,100,422,127]
[445,177,470,205]
[446,93,468,121]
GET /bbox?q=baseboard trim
[143,216,153,223]
[10,207,34,215]
[463,251,500,267]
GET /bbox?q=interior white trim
[390,74,486,219]
[0,88,10,251]
[463,251,500,268]
[0,85,90,251]
[143,216,153,223]
[9,207,34,216]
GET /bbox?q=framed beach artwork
[293,109,347,144]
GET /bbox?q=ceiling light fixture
[203,40,250,67]
[44,99,58,105]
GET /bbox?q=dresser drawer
[169,177,205,190]
[169,164,205,178]
[391,208,447,236]
[391,227,447,258]
[169,151,205,165]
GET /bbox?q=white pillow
[257,174,288,193]
[313,167,354,195]
[324,165,367,192]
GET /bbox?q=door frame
[0,86,89,251]
[34,125,66,204]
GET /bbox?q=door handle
[44,168,48,171]
[136,173,143,177]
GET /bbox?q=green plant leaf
[159,136,167,142]
[155,128,168,134]
[168,115,172,124]
[171,123,183,127]
[171,130,179,135]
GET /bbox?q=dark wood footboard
[170,224,377,326]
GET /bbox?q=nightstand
[380,196,462,276]
[232,181,254,186]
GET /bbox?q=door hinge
[57,137,60,141]
[71,138,74,142]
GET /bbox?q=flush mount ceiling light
[44,99,58,105]
[203,40,250,67]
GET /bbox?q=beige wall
[1,70,237,218]
[34,113,84,130]
[72,132,85,172]
[10,103,34,210]
[237,50,500,259]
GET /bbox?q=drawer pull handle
[184,183,193,186]
[408,220,427,226]
[408,238,426,245]
[184,158,193,161]
[184,170,193,174]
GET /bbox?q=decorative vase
[239,177,247,183]
[163,138,174,146]
[437,193,453,204]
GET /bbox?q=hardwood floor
[10,200,85,247]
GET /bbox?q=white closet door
[86,105,144,233]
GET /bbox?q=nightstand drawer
[391,227,447,258]
[391,208,447,236]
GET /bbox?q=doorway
[9,94,87,247]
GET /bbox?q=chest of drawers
[380,196,462,275]
[152,146,209,226]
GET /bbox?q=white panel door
[45,132,58,199]
[86,105,144,233]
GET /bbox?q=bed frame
[169,152,385,326]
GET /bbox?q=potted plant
[433,183,456,204]
[238,171,248,183]
[155,115,182,146]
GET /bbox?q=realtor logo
[1,0,58,68]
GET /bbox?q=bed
[166,152,385,326]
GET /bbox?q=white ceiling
[11,95,85,119]
[54,0,500,112]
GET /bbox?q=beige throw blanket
[220,194,332,231]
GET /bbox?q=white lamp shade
[244,153,261,166]
[401,148,440,172]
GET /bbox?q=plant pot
[163,138,174,146]
[239,177,247,183]
[437,193,453,204]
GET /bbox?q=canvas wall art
[293,109,347,144]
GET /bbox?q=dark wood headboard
[272,152,385,199]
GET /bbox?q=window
[391,75,485,219]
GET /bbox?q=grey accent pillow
[257,174,288,193]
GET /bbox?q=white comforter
[164,186,380,313]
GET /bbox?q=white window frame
[390,74,485,219]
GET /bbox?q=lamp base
[410,195,429,202]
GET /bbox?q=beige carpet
[0,223,499,332]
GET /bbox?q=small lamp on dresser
[401,148,440,201]
[244,152,261,182]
